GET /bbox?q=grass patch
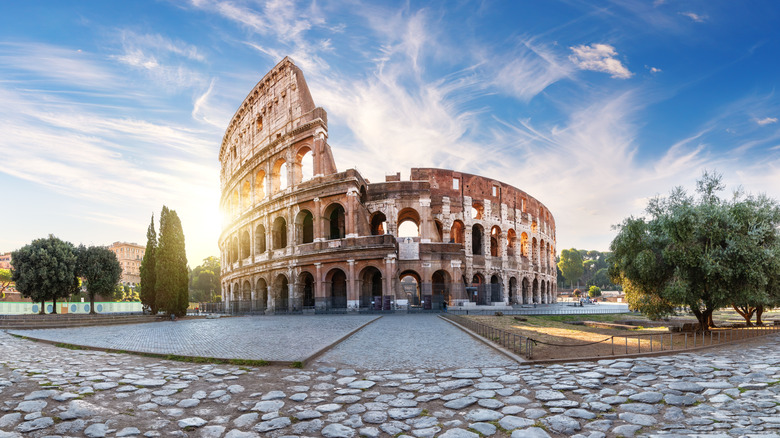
[290,361,304,369]
[55,343,84,350]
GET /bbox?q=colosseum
[219,57,557,313]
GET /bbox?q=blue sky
[1,1,779,266]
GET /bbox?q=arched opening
[432,270,451,309]
[272,158,288,193]
[471,273,485,304]
[532,278,539,304]
[255,170,266,202]
[241,180,251,211]
[231,236,239,263]
[522,277,531,304]
[434,220,444,242]
[520,232,529,258]
[397,208,421,238]
[451,220,465,244]
[324,203,346,240]
[370,212,387,236]
[532,237,538,265]
[295,210,314,244]
[327,269,348,309]
[240,230,250,259]
[507,229,516,256]
[490,226,501,257]
[296,146,313,183]
[298,272,315,308]
[472,224,483,255]
[509,277,517,304]
[400,271,421,307]
[242,280,251,301]
[540,280,546,304]
[359,266,383,309]
[490,274,502,302]
[471,202,484,220]
[256,278,268,311]
[255,224,266,253]
[540,239,546,270]
[272,217,287,249]
[274,274,289,311]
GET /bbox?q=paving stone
[499,415,536,430]
[322,423,355,438]
[511,427,552,438]
[469,422,496,435]
[252,416,291,433]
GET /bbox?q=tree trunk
[707,312,716,328]
[732,305,755,326]
[691,306,713,333]
[756,306,764,326]
[89,293,96,314]
[51,296,58,314]
[39,300,45,315]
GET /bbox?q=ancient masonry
[219,57,556,312]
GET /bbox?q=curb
[301,315,382,366]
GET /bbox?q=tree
[140,214,158,314]
[189,256,221,302]
[557,248,584,288]
[588,285,602,298]
[77,245,122,314]
[0,268,12,299]
[11,235,77,314]
[610,171,780,331]
[156,206,189,316]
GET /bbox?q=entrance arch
[508,277,517,304]
[522,277,531,304]
[274,274,289,311]
[399,271,421,306]
[326,268,347,309]
[256,278,268,311]
[432,270,451,309]
[490,274,502,302]
[532,278,539,304]
[359,266,383,309]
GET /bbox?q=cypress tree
[139,214,158,314]
[156,206,189,316]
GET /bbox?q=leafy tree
[0,268,12,299]
[588,285,602,298]
[11,235,78,314]
[189,256,221,302]
[156,206,189,316]
[557,248,584,288]
[572,289,581,298]
[77,245,122,314]
[140,214,158,314]
[610,171,780,330]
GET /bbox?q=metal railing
[442,314,533,358]
[447,306,629,316]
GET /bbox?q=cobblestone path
[1,328,779,437]
[8,315,378,362]
[315,314,516,370]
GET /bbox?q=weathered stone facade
[219,57,556,311]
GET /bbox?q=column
[347,260,357,309]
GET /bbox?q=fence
[442,313,534,358]
[443,313,780,360]
[447,305,630,316]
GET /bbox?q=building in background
[0,252,11,270]
[108,242,145,286]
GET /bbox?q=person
[442,300,448,313]
[195,306,200,315]
[170,313,176,322]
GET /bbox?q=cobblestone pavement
[1,328,779,438]
[8,315,378,362]
[315,314,516,370]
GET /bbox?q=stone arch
[433,220,444,242]
[256,278,268,311]
[273,274,289,311]
[397,208,421,237]
[471,201,484,220]
[509,277,517,304]
[370,212,387,235]
[255,170,266,202]
[432,270,451,307]
[490,274,502,302]
[471,224,484,255]
[298,271,315,308]
[540,279,546,303]
[255,223,266,253]
[242,280,251,301]
[359,266,383,309]
[522,277,531,304]
[471,273,485,304]
[400,270,421,306]
[272,216,287,249]
[324,202,346,240]
[532,237,539,265]
[490,226,501,257]
[295,145,313,183]
[506,229,516,256]
[295,209,314,244]
[532,278,539,304]
[326,268,348,309]
[272,158,288,193]
[240,229,250,259]
[451,220,465,244]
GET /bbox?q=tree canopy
[77,245,122,314]
[156,206,189,316]
[557,248,584,288]
[189,256,221,302]
[609,172,780,329]
[0,268,12,299]
[11,235,78,314]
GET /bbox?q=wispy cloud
[490,40,573,101]
[679,12,707,23]
[756,117,778,126]
[569,44,633,79]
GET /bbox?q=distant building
[0,252,11,270]
[108,242,145,286]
